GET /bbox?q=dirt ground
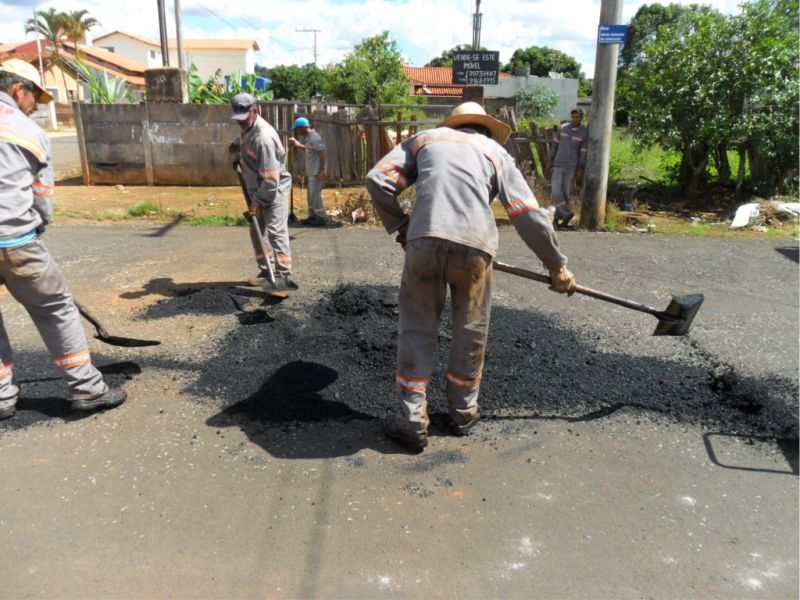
[0,222,797,598]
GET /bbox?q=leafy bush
[187,64,274,104]
[516,83,559,119]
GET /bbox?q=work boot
[247,269,272,287]
[383,416,428,452]
[273,275,299,291]
[0,397,17,420]
[301,217,326,227]
[450,413,481,437]
[560,213,574,229]
[71,388,127,412]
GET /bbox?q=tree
[262,64,325,100]
[619,3,715,72]
[62,10,100,49]
[619,9,733,197]
[425,44,485,67]
[619,0,799,197]
[502,46,584,80]
[25,8,67,98]
[515,83,559,119]
[324,32,415,105]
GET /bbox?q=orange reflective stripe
[396,371,430,392]
[0,360,14,378]
[275,255,292,265]
[505,196,538,218]
[259,168,280,180]
[447,370,482,390]
[53,350,91,369]
[0,128,46,162]
[376,161,408,190]
[411,133,502,173]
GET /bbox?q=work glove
[242,203,262,219]
[395,224,408,251]
[549,265,576,295]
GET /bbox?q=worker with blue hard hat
[289,116,328,226]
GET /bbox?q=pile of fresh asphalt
[4,282,797,450]
[174,283,798,443]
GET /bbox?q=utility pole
[296,28,321,65]
[156,0,170,67]
[174,0,186,70]
[472,0,482,50]
[580,0,623,230]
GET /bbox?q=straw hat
[0,59,53,104]
[439,102,511,145]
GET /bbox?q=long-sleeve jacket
[237,114,291,206]
[365,126,566,271]
[551,123,588,169]
[301,129,325,176]
[0,91,54,246]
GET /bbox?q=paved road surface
[0,225,796,598]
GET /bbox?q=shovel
[233,162,293,299]
[74,300,161,347]
[493,261,704,336]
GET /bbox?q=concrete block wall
[75,103,240,185]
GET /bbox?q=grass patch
[126,202,161,217]
[609,129,680,183]
[184,215,247,227]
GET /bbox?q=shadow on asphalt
[206,360,416,457]
[1,359,141,428]
[703,433,799,476]
[775,246,799,263]
[142,216,185,238]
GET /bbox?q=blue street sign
[598,25,628,44]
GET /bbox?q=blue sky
[1,0,742,76]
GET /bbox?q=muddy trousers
[0,239,107,404]
[306,174,327,222]
[255,185,292,277]
[551,166,576,219]
[394,237,492,435]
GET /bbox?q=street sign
[598,25,628,44]
[453,51,500,85]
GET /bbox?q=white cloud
[1,0,743,76]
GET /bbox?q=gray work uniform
[237,115,293,276]
[0,91,107,409]
[550,123,588,218]
[301,129,326,222]
[366,126,567,436]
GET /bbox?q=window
[149,50,157,59]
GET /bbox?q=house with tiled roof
[93,31,259,80]
[403,66,514,99]
[402,65,579,119]
[0,39,146,104]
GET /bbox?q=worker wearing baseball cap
[366,102,576,452]
[229,93,298,292]
[289,116,328,226]
[0,59,127,419]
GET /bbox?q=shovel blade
[259,279,293,300]
[94,334,161,347]
[653,293,704,336]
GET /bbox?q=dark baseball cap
[230,93,257,120]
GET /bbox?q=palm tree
[62,10,100,49]
[25,8,67,99]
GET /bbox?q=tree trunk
[735,145,747,199]
[683,146,709,200]
[716,143,731,184]
[747,137,774,197]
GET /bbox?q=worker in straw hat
[366,101,577,452]
[0,59,127,420]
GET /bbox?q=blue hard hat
[292,117,310,129]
